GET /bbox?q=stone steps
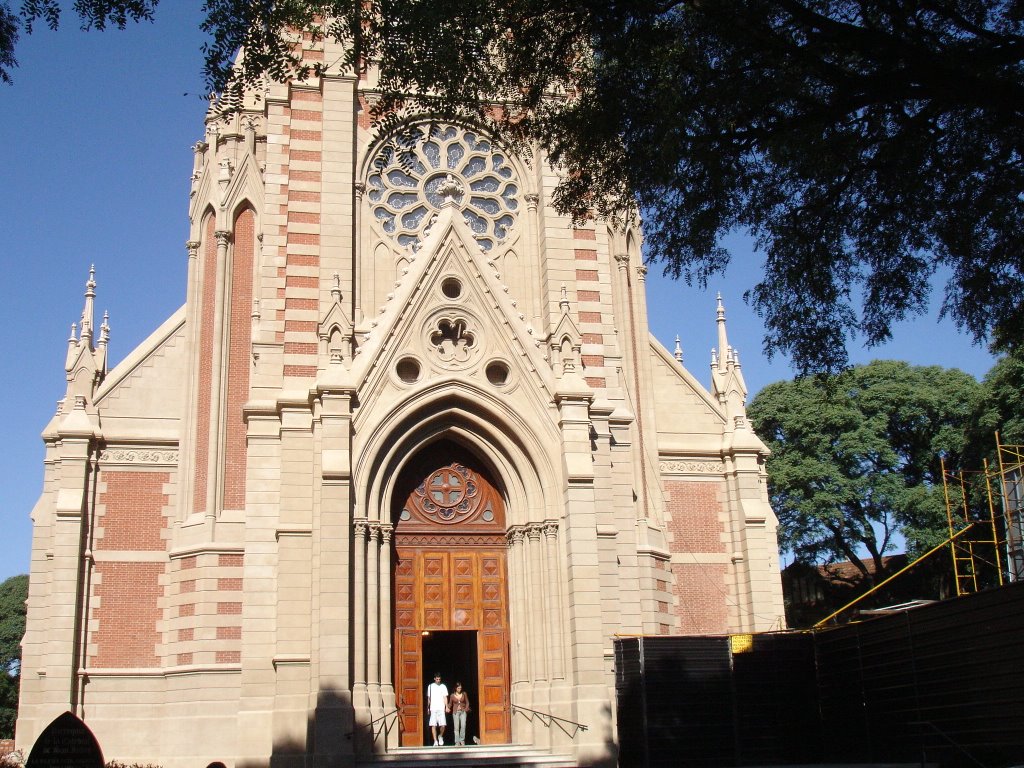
[358,744,577,768]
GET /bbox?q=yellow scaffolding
[995,432,1024,581]
[940,457,1003,597]
[813,439,1023,627]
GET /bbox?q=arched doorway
[392,442,511,746]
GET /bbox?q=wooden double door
[392,449,511,746]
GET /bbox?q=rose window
[414,464,480,524]
[367,125,519,252]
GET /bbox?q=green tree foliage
[3,2,1023,373]
[748,361,981,583]
[973,349,1024,447]
[0,574,28,739]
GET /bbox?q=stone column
[543,522,565,681]
[527,523,551,748]
[353,520,369,714]
[367,524,382,717]
[554,385,609,763]
[379,524,398,747]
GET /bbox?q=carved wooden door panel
[477,552,511,743]
[396,629,422,737]
[392,450,510,746]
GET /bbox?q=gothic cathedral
[16,46,784,768]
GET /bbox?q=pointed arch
[355,382,561,530]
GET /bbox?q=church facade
[16,47,784,768]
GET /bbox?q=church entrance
[420,631,478,745]
[392,443,511,746]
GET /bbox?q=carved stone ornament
[658,460,726,475]
[99,449,179,466]
[430,317,477,365]
[408,463,482,525]
[421,309,484,371]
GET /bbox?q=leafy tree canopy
[748,361,981,584]
[4,1,1023,373]
[0,574,28,740]
[973,349,1024,446]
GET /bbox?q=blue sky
[0,4,998,582]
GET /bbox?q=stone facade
[16,48,784,768]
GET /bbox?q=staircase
[357,744,577,768]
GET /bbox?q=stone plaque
[26,712,104,768]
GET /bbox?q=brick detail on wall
[223,208,255,510]
[95,471,169,551]
[90,562,163,667]
[192,214,217,513]
[664,479,732,633]
[664,480,728,553]
[281,86,323,380]
[671,563,730,634]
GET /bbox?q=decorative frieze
[658,459,726,475]
[99,448,179,466]
[394,533,506,548]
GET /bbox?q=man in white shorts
[426,672,450,746]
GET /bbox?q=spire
[96,311,110,373]
[674,335,683,363]
[560,284,570,315]
[709,293,749,431]
[80,265,97,346]
[715,292,728,374]
[62,266,107,406]
[332,272,343,304]
[65,322,78,371]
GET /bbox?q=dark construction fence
[615,580,1024,768]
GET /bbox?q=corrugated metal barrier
[614,580,1024,767]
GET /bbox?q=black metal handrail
[510,704,588,739]
[910,720,986,768]
[345,707,402,747]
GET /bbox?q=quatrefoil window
[367,124,519,252]
[430,318,476,364]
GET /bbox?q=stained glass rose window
[367,124,519,252]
